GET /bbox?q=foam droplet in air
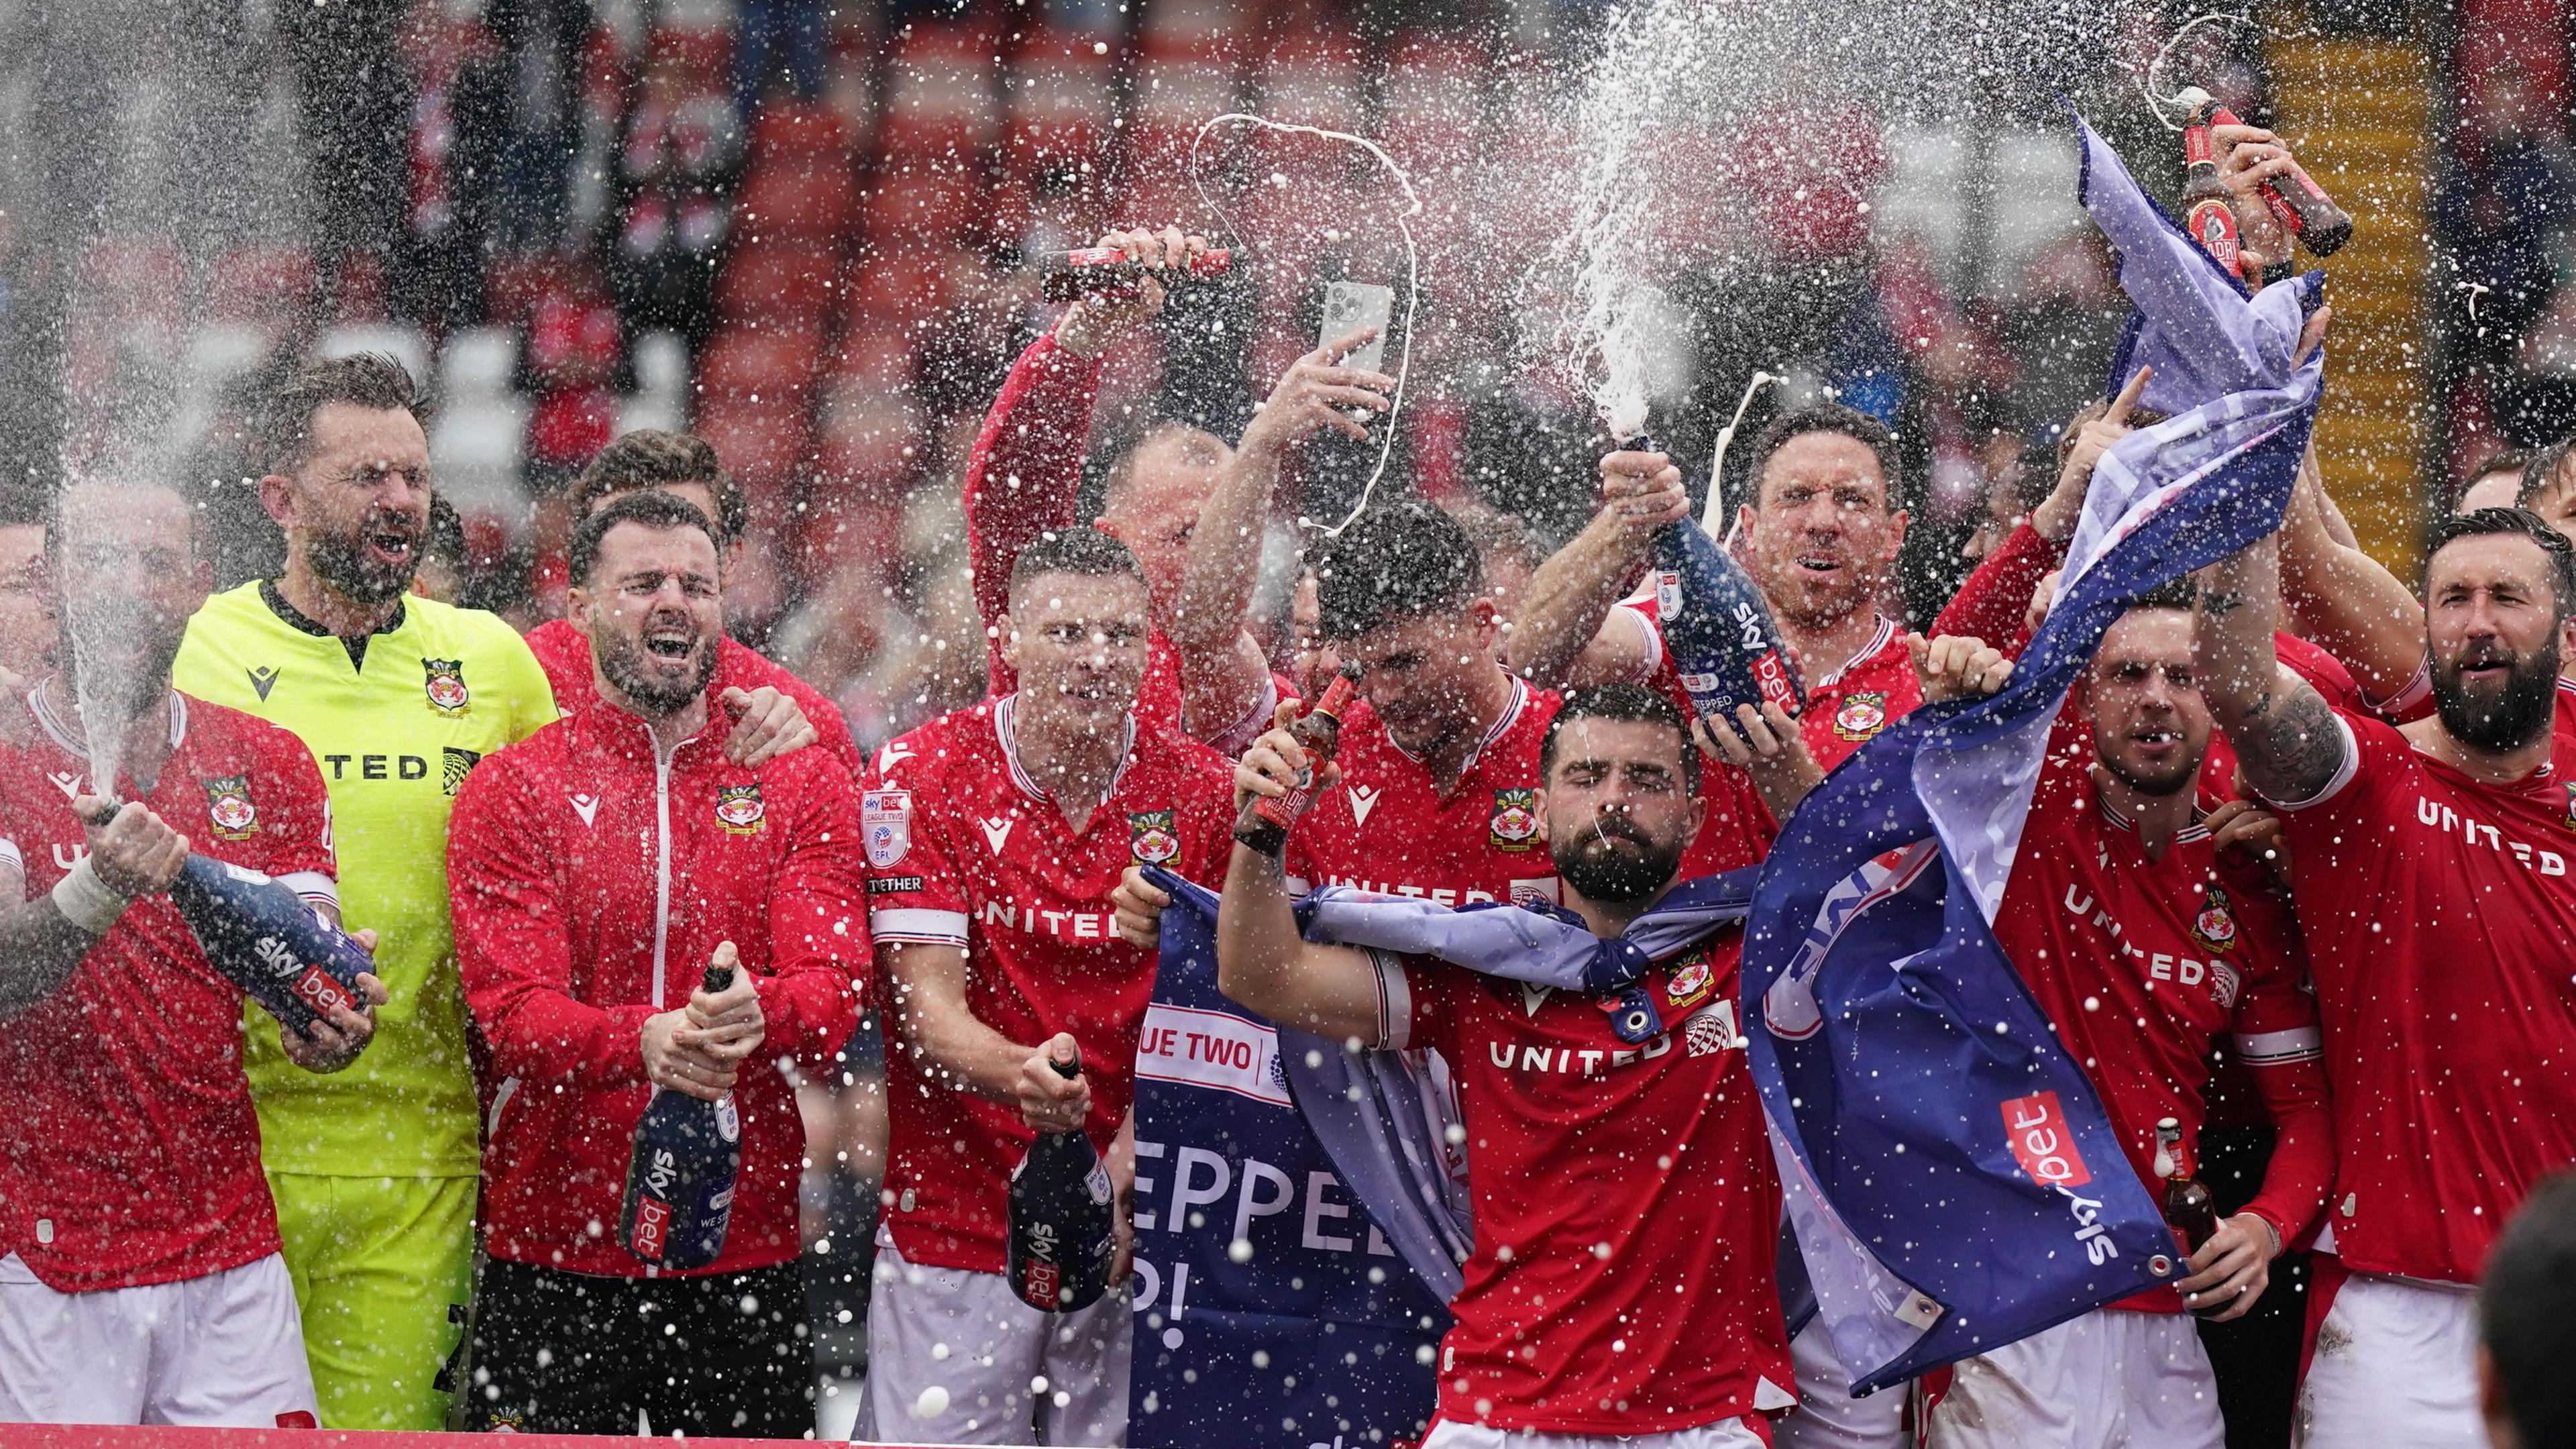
[914,1385,951,1418]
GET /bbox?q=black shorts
[468,1256,815,1436]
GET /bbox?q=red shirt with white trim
[2270,710,2576,1283]
[861,696,1235,1275]
[0,689,337,1292]
[1988,721,2332,1295]
[1375,930,1792,1436]
[1286,677,1772,911]
[523,618,865,780]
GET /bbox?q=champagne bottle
[167,855,376,1043]
[620,960,744,1271]
[1039,246,1236,303]
[1005,1044,1117,1313]
[1234,669,1358,855]
[1648,517,1806,726]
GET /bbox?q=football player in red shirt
[1205,683,1795,1448]
[521,429,839,770]
[0,473,382,1425]
[962,227,1390,754]
[449,491,868,1434]
[1923,583,2334,1448]
[2197,508,2576,1448]
[859,526,1236,1446]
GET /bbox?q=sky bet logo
[2002,1091,2127,1267]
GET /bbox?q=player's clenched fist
[1016,1033,1092,1134]
[1112,865,1172,950]
[72,796,189,898]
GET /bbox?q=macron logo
[979,815,1016,853]
[1347,784,1382,828]
[877,739,915,775]
[48,772,82,802]
[568,794,601,827]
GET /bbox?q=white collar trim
[993,692,1137,805]
[28,684,187,763]
[1817,615,1899,690]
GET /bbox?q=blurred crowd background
[0,0,2568,1404]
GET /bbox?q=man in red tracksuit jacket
[521,428,862,776]
[448,491,868,1435]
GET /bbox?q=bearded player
[2196,509,2576,1448]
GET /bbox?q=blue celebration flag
[1740,114,2327,1397]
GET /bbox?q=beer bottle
[619,958,744,1271]
[1005,1042,1118,1312]
[1039,246,1236,303]
[168,854,376,1044]
[1234,668,1358,855]
[2182,90,2354,257]
[2181,111,2246,280]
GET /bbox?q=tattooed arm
[2196,534,2352,805]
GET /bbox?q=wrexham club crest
[715,784,766,835]
[1832,690,1890,743]
[2192,882,2239,954]
[202,774,259,840]
[1128,810,1181,865]
[423,658,470,716]
[1489,788,1539,852]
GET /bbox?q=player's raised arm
[2196,533,2349,806]
[1505,447,1686,691]
[1214,724,1386,1044]
[1170,330,1391,739]
[2276,438,2430,706]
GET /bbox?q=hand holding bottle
[1018,1032,1091,1134]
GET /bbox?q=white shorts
[1421,1415,1769,1449]
[860,1238,1131,1446]
[2293,1271,2481,1449]
[1924,1309,2221,1449]
[0,1251,317,1426]
[1775,1318,1903,1449]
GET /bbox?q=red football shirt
[0,689,336,1291]
[1989,722,2332,1292]
[1376,932,1792,1435]
[2271,710,2576,1282]
[523,617,863,780]
[861,695,1236,1274]
[1285,677,1772,910]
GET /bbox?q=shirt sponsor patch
[1489,788,1539,852]
[1128,809,1180,864]
[441,746,482,797]
[423,658,470,715]
[716,783,765,834]
[862,790,912,868]
[867,875,926,894]
[202,773,259,839]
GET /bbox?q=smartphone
[1320,280,1395,374]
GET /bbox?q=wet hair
[2519,437,2574,508]
[2481,1171,2576,1449]
[2426,508,2576,621]
[1309,498,1485,642]
[1541,683,1701,793]
[2466,445,2531,492]
[2129,577,2199,614]
[263,353,428,475]
[1748,403,1900,506]
[1008,525,1146,602]
[567,490,716,588]
[572,430,747,543]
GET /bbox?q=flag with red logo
[1742,111,2326,1395]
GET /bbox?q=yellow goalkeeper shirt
[174,582,557,1177]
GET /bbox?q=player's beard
[307,508,423,605]
[2432,633,2561,753]
[1551,812,1685,904]
[594,621,716,717]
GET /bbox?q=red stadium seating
[693,394,812,500]
[203,244,316,328]
[714,239,846,323]
[735,157,861,241]
[863,155,985,248]
[875,22,1003,163]
[696,321,825,412]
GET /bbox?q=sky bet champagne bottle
[621,959,744,1271]
[1006,1043,1118,1312]
[1648,513,1807,726]
[168,855,376,1043]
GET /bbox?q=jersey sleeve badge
[1489,789,1540,852]
[716,783,766,835]
[1832,691,1890,742]
[862,790,913,868]
[202,773,260,839]
[423,658,470,716]
[1128,810,1181,865]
